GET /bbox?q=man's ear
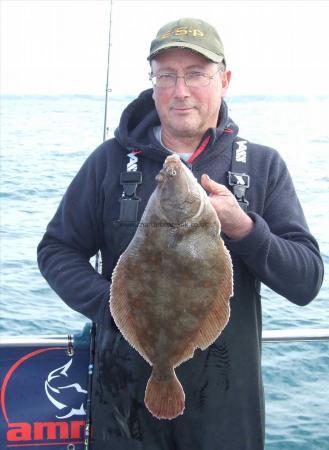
[221,70,232,97]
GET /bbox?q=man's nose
[173,76,190,97]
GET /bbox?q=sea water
[1,94,328,449]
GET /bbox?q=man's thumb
[201,174,222,195]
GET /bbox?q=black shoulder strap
[118,149,142,223]
[227,139,250,211]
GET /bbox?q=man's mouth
[171,106,195,113]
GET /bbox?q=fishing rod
[95,0,113,274]
[84,1,113,449]
[102,0,114,143]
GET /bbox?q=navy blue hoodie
[38,89,323,450]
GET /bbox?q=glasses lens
[185,73,210,87]
[154,74,176,88]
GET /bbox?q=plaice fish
[110,154,233,420]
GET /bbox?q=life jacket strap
[228,139,250,211]
[118,150,142,223]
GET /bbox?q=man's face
[151,48,230,141]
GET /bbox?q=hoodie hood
[114,88,239,162]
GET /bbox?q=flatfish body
[110,154,233,420]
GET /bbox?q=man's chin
[169,121,201,137]
[171,128,199,138]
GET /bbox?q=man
[37,18,323,450]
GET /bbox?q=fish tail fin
[144,368,185,420]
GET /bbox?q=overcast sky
[1,0,329,97]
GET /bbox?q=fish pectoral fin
[167,227,179,248]
[208,222,220,238]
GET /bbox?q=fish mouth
[164,154,181,164]
[156,155,182,183]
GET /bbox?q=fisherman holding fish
[38,18,323,450]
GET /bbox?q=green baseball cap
[148,18,226,65]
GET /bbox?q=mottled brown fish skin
[110,154,233,420]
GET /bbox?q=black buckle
[120,171,142,197]
[228,171,250,188]
[228,171,250,210]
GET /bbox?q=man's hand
[201,174,254,240]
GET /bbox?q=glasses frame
[149,65,224,89]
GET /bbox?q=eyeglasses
[149,66,224,89]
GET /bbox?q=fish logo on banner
[45,358,87,419]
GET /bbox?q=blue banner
[0,328,91,450]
